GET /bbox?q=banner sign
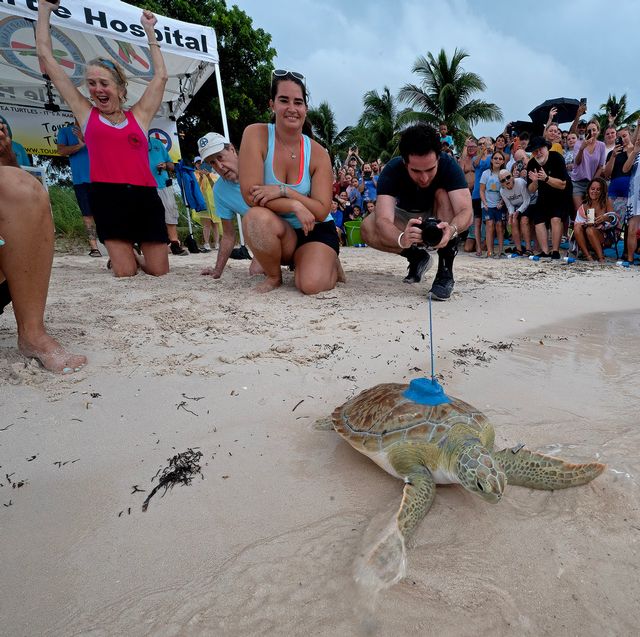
[0,0,218,119]
[0,0,218,63]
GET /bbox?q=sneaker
[403,248,432,283]
[430,264,454,301]
[170,241,189,256]
[551,251,561,260]
[200,244,212,253]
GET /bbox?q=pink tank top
[84,108,156,187]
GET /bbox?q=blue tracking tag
[403,377,451,406]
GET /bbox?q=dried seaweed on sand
[141,448,203,512]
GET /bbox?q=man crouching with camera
[360,124,472,300]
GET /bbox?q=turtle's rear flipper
[495,448,605,490]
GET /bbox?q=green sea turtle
[317,382,605,585]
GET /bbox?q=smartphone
[615,136,623,146]
[610,103,620,117]
[580,97,587,107]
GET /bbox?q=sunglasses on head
[272,69,306,84]
[500,176,512,184]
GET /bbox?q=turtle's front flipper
[313,416,334,431]
[495,448,605,490]
[355,469,435,589]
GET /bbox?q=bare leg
[586,226,605,262]
[166,223,179,243]
[627,216,639,262]
[139,242,170,276]
[474,217,483,255]
[293,243,340,295]
[0,167,86,373]
[104,240,140,277]
[550,217,563,252]
[521,216,532,252]
[535,223,549,254]
[485,219,495,256]
[212,221,221,249]
[243,207,297,293]
[496,220,505,255]
[82,215,99,251]
[572,223,593,260]
[202,218,212,247]
[510,215,522,252]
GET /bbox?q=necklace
[102,110,125,126]
[276,131,300,159]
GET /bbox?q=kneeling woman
[572,178,617,263]
[239,70,343,294]
[37,2,169,277]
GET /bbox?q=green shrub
[49,185,85,238]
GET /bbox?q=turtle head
[456,444,506,503]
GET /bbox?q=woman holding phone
[36,1,169,277]
[570,120,606,211]
[572,178,616,262]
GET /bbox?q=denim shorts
[483,207,504,223]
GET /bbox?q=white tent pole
[214,62,246,246]
[214,63,230,140]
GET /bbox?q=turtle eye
[476,480,484,492]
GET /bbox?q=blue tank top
[264,123,312,229]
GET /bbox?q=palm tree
[398,48,502,149]
[352,87,402,162]
[594,93,640,131]
[306,101,349,166]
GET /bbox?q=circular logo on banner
[96,37,153,79]
[0,17,85,84]
[148,128,172,151]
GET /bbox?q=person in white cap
[196,132,256,279]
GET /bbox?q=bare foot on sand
[337,257,347,283]
[249,258,265,276]
[18,334,87,374]
[254,276,282,293]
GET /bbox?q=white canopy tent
[0,0,230,157]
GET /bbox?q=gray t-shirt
[500,177,530,214]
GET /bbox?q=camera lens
[420,218,443,246]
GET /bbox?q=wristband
[149,42,160,47]
[449,223,459,239]
[397,232,406,249]
[279,184,288,197]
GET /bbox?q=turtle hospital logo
[0,17,85,85]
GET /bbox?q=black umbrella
[528,98,580,125]
[509,120,543,137]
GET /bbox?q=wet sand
[0,250,639,636]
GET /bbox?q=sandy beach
[1,248,639,636]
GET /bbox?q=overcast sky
[232,0,638,139]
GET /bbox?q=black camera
[419,217,443,247]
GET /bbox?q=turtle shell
[331,383,493,455]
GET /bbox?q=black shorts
[89,182,169,244]
[73,183,93,217]
[0,280,11,315]
[472,198,482,218]
[294,220,340,255]
[530,204,566,226]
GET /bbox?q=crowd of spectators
[455,105,640,264]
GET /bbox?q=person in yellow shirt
[193,156,222,252]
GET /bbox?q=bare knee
[112,265,138,278]
[297,271,335,295]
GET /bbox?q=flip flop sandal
[89,249,102,257]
